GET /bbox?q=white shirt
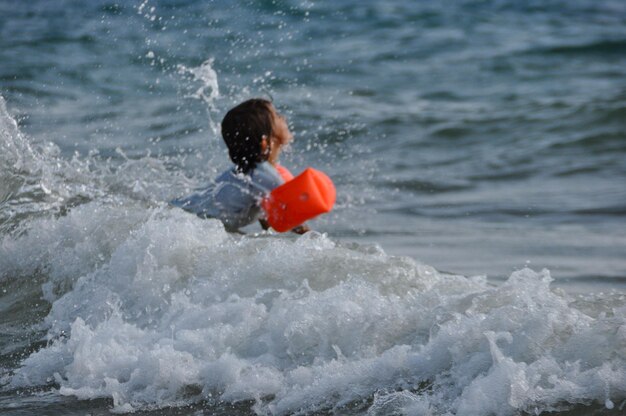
[171,162,284,231]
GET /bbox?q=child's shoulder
[213,162,281,191]
[250,162,283,191]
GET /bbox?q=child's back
[171,98,295,232]
[171,160,283,231]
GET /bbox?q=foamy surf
[2,199,625,414]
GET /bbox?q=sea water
[1,1,625,414]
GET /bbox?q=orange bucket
[262,167,336,232]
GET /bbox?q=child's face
[270,105,292,146]
[268,105,293,163]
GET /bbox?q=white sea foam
[3,200,625,414]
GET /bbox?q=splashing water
[177,59,221,135]
[1,98,625,413]
[2,199,625,414]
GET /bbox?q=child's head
[221,98,292,173]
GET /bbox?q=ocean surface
[1,0,625,415]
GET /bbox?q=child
[171,98,309,234]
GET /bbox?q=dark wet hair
[221,98,273,173]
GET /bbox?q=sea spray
[177,58,221,135]
[0,95,56,222]
[4,201,625,414]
